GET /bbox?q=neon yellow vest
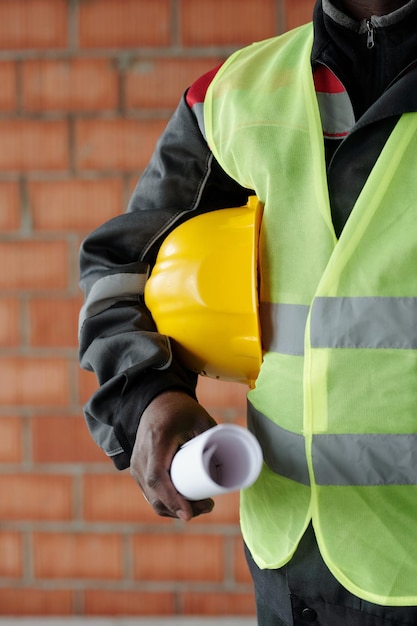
[205,22,417,606]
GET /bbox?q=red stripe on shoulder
[313,65,345,94]
[186,64,223,108]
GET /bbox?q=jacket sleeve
[79,89,252,470]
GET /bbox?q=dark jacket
[79,0,417,471]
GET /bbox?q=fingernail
[176,510,189,521]
[201,505,214,515]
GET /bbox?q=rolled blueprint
[170,424,263,500]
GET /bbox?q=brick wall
[0,0,315,617]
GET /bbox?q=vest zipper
[366,19,375,49]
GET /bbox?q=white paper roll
[170,424,263,500]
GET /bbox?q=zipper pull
[366,19,375,49]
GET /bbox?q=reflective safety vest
[205,22,417,606]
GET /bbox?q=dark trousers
[247,524,417,626]
[255,590,287,625]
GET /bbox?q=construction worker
[79,0,417,624]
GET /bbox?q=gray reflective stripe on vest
[260,302,309,355]
[260,297,417,354]
[313,433,417,486]
[247,402,310,485]
[311,296,417,349]
[248,403,417,487]
[256,297,417,487]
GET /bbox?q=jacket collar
[322,0,417,31]
[312,0,417,118]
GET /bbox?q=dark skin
[130,0,412,522]
[341,0,410,20]
[131,390,216,521]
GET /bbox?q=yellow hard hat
[144,196,263,386]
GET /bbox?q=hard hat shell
[144,197,263,385]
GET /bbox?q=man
[79,0,417,623]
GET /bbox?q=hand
[130,390,217,521]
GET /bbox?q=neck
[341,0,410,19]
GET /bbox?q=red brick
[84,589,175,616]
[84,468,240,525]
[0,357,69,406]
[0,298,20,347]
[79,0,171,48]
[0,531,23,578]
[83,473,174,524]
[0,181,20,230]
[0,588,73,615]
[126,58,223,110]
[29,178,123,232]
[29,296,82,347]
[133,534,224,582]
[32,415,106,463]
[0,61,16,110]
[0,474,72,521]
[181,0,277,47]
[0,0,67,50]
[182,590,256,615]
[0,241,68,290]
[75,118,167,171]
[22,59,119,112]
[0,120,68,171]
[34,532,123,579]
[0,206,20,231]
[285,0,316,29]
[0,416,22,463]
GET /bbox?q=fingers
[134,462,214,521]
[147,494,214,521]
[190,498,215,518]
[134,463,191,520]
[129,390,217,521]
